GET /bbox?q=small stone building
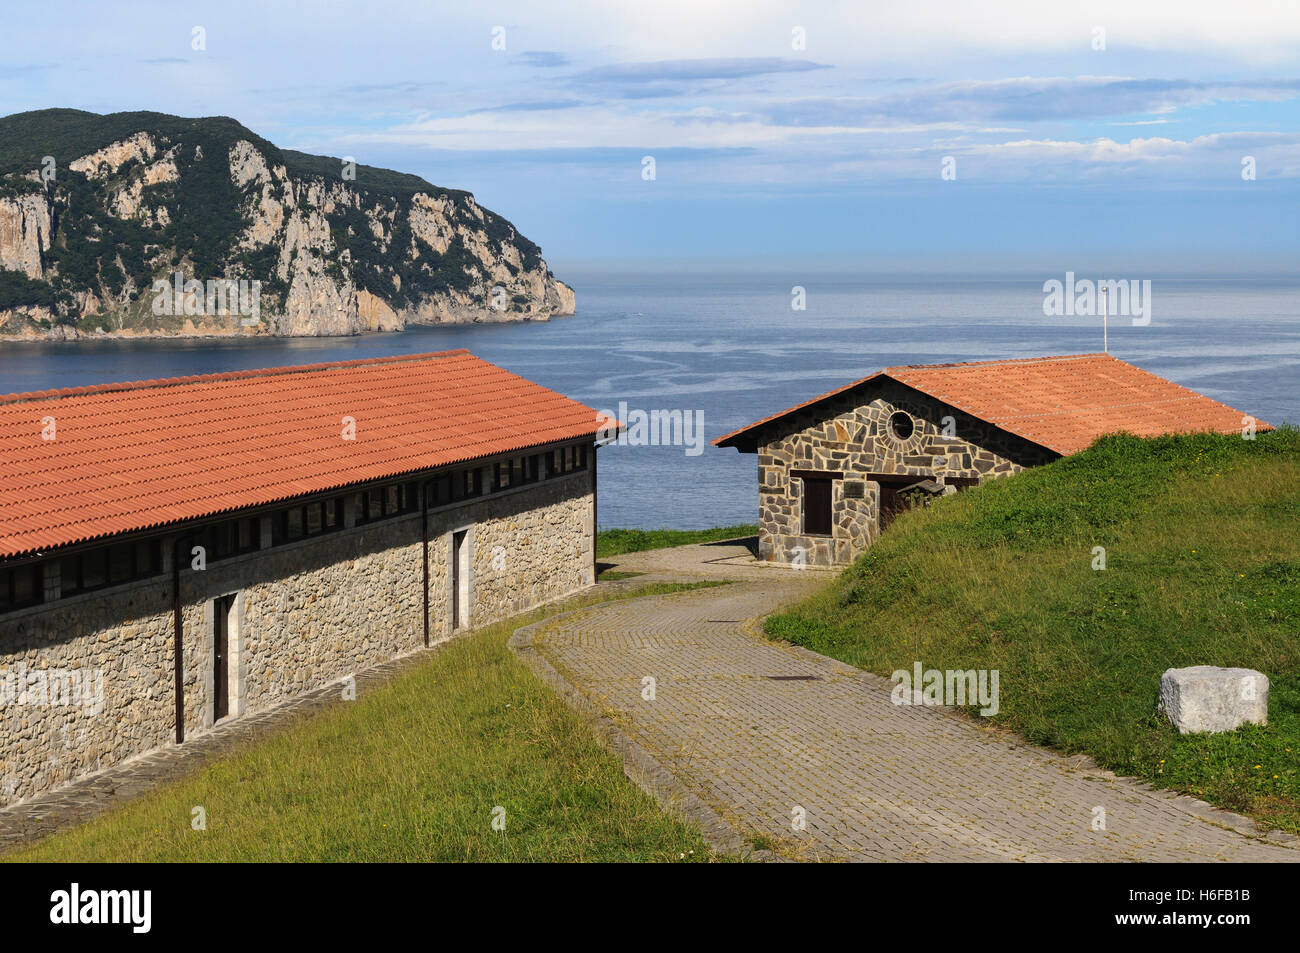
[0,350,604,807]
[715,353,1266,567]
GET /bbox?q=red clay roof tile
[713,353,1269,455]
[0,350,605,559]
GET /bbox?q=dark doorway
[451,530,468,630]
[801,477,833,536]
[876,479,922,532]
[212,593,235,722]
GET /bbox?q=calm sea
[2,272,1296,529]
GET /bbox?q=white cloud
[540,0,1300,66]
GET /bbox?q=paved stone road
[526,540,1300,861]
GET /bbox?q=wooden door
[213,594,234,721]
[877,483,906,531]
[451,530,467,629]
[877,479,925,532]
[802,477,833,536]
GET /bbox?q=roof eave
[712,372,889,449]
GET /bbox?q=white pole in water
[1101,279,1108,353]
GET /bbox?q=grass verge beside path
[597,525,758,558]
[10,582,725,862]
[766,430,1300,834]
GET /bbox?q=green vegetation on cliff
[0,109,560,335]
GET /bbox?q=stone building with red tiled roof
[0,350,607,806]
[714,353,1269,568]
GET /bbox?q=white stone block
[1160,666,1268,734]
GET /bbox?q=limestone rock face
[109,151,179,221]
[0,192,52,278]
[551,278,576,316]
[67,131,157,178]
[0,111,574,339]
[357,289,400,331]
[1160,666,1269,734]
[281,265,356,336]
[224,137,578,335]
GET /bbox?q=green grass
[9,583,723,862]
[597,525,757,558]
[765,428,1300,832]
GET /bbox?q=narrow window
[1,564,43,611]
[210,521,239,560]
[108,542,133,585]
[13,564,38,605]
[60,555,82,597]
[81,549,108,590]
[140,539,162,574]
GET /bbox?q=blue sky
[3,0,1298,272]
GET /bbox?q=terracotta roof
[714,353,1269,455]
[0,350,605,559]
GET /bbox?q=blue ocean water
[1,272,1296,529]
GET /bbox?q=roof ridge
[884,352,1113,373]
[0,349,474,406]
[713,352,1266,452]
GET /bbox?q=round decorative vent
[888,411,915,441]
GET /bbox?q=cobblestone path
[519,541,1300,861]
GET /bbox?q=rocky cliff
[0,109,574,339]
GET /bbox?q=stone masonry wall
[0,582,174,806]
[0,469,594,807]
[757,380,1056,566]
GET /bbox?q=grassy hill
[766,428,1300,832]
[8,583,723,862]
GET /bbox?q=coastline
[0,307,574,344]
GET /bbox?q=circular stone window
[888,411,915,441]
